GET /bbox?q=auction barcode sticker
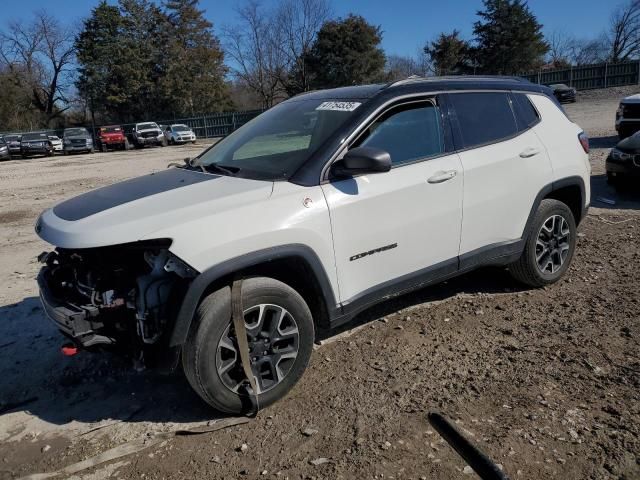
[316,101,361,112]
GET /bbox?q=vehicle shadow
[589,134,618,149]
[0,297,219,428]
[319,266,525,341]
[590,173,640,210]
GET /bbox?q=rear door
[449,91,553,258]
[322,98,464,305]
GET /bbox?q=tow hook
[61,343,79,356]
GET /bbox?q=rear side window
[512,93,540,131]
[450,92,518,148]
[355,101,444,166]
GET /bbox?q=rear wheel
[509,199,577,287]
[182,277,314,413]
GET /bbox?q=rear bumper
[37,269,114,348]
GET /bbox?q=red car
[97,126,130,151]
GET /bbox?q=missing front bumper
[37,270,115,348]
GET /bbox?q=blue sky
[3,0,614,58]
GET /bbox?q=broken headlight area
[37,240,196,358]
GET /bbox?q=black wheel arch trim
[523,176,586,236]
[169,244,338,347]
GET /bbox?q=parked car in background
[606,131,640,188]
[63,127,94,154]
[48,136,63,153]
[21,132,54,158]
[129,122,167,148]
[0,137,10,160]
[616,94,640,139]
[3,134,22,156]
[97,125,130,151]
[549,84,576,103]
[164,124,196,144]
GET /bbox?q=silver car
[164,124,196,145]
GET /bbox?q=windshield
[64,128,89,137]
[196,99,360,180]
[138,123,158,130]
[22,133,48,141]
[101,126,121,133]
[4,135,20,142]
[173,125,190,132]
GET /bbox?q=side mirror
[331,146,391,177]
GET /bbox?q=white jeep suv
[35,77,590,413]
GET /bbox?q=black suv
[20,132,54,158]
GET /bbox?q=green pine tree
[160,0,230,115]
[472,0,549,75]
[308,15,386,89]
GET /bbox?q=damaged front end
[37,239,196,362]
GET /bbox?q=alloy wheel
[535,214,571,274]
[216,304,300,394]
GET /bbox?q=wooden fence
[521,61,640,90]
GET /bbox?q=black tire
[509,199,577,287]
[182,277,314,413]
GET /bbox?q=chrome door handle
[519,147,540,158]
[427,170,458,184]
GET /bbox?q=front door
[322,99,464,307]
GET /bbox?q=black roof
[288,76,555,186]
[290,76,551,103]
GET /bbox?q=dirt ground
[1,86,639,480]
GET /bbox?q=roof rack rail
[385,75,531,89]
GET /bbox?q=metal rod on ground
[428,412,510,480]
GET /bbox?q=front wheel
[182,277,314,413]
[509,199,577,287]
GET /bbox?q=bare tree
[385,52,431,81]
[546,30,575,66]
[224,0,287,109]
[274,0,331,94]
[0,10,75,124]
[569,36,609,65]
[607,0,640,62]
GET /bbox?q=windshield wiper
[202,163,239,176]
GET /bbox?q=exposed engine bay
[37,240,195,360]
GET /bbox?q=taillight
[578,132,589,154]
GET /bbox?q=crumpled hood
[137,128,161,135]
[36,168,273,249]
[622,94,640,104]
[617,131,640,152]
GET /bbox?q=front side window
[354,101,444,166]
[196,99,359,180]
[450,92,518,148]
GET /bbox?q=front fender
[169,244,338,346]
